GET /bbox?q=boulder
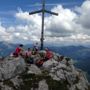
[38,80,48,90]
[0,57,26,81]
[27,64,42,75]
[42,59,58,70]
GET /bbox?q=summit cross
[29,0,58,50]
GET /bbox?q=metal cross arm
[45,10,58,16]
[29,10,42,15]
[29,9,58,16]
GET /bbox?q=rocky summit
[0,51,90,90]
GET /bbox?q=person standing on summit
[33,42,39,50]
[13,44,24,57]
[32,42,39,55]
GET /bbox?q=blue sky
[0,0,85,12]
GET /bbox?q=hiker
[44,48,53,61]
[13,44,24,57]
[36,59,44,67]
[32,48,38,55]
[58,56,64,62]
[33,42,39,50]
[35,54,45,67]
[32,42,39,55]
[65,57,71,66]
[25,48,32,58]
[36,48,53,67]
[24,48,34,64]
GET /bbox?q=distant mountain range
[0,42,16,56]
[48,45,90,61]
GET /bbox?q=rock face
[0,51,90,90]
[43,58,89,90]
[38,80,48,90]
[0,57,26,81]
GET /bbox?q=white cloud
[0,23,13,42]
[77,0,90,29]
[16,10,41,26]
[0,0,90,46]
[45,5,78,37]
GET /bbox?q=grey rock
[0,57,26,81]
[38,80,48,90]
[27,64,42,75]
[43,59,58,70]
[42,54,89,90]
[11,76,23,88]
[0,51,89,90]
[1,85,13,90]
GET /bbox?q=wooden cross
[29,0,58,50]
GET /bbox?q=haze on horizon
[0,0,90,46]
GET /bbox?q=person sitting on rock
[25,48,32,58]
[35,54,45,67]
[31,42,39,55]
[65,57,71,66]
[58,56,64,62]
[44,48,53,61]
[13,44,24,57]
[32,47,39,55]
[24,48,34,64]
[36,59,44,67]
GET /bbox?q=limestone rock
[0,57,26,81]
[27,64,42,75]
[43,59,58,70]
[42,53,89,90]
[38,80,48,90]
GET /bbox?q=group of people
[12,43,39,57]
[11,43,53,67]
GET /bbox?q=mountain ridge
[0,51,89,90]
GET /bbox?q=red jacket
[45,51,53,59]
[15,47,21,54]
